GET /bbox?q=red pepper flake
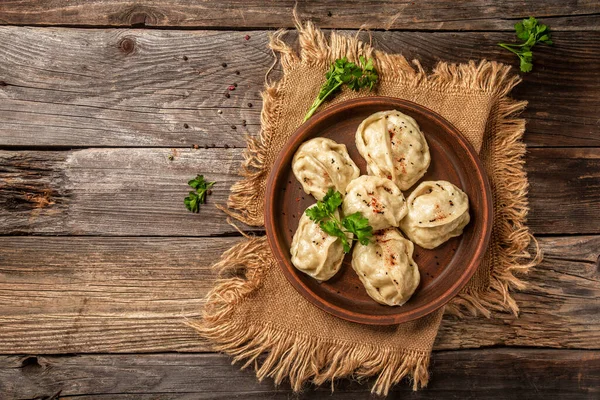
[387,175,392,180]
[296,197,301,202]
[244,35,251,40]
[227,85,236,91]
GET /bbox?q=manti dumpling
[352,228,420,306]
[400,180,470,249]
[342,175,407,231]
[292,138,360,200]
[290,204,352,281]
[356,110,430,190]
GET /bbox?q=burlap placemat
[191,20,541,395]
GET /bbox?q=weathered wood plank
[527,148,600,235]
[0,237,238,353]
[0,350,598,399]
[1,0,599,31]
[0,27,599,148]
[0,235,597,353]
[0,148,250,236]
[1,148,598,236]
[435,235,600,349]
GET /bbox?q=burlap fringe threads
[189,236,430,396]
[198,19,542,395]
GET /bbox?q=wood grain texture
[0,235,597,353]
[0,350,598,399]
[527,148,600,235]
[1,147,598,236]
[1,0,599,31]
[0,148,251,236]
[1,27,599,148]
[0,236,237,353]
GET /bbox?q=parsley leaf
[498,17,552,73]
[303,56,378,122]
[184,175,215,213]
[323,189,343,213]
[305,189,373,253]
[342,212,374,246]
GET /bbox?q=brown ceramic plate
[265,97,492,325]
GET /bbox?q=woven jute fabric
[191,21,541,395]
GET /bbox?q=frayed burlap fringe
[445,95,543,318]
[190,236,430,396]
[215,79,285,225]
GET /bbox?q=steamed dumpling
[342,175,407,231]
[356,110,430,190]
[292,138,360,200]
[400,180,470,249]
[291,205,352,281]
[352,228,420,306]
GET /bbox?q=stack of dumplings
[290,110,470,307]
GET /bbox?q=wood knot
[21,356,43,375]
[118,38,135,54]
[130,12,149,27]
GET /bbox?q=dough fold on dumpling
[356,110,430,190]
[342,175,407,232]
[400,180,470,249]
[291,205,351,281]
[292,138,360,200]
[352,228,420,306]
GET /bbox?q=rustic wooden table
[0,1,599,398]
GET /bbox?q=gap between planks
[0,28,599,148]
[0,235,597,353]
[0,147,598,236]
[1,0,599,31]
[0,349,598,398]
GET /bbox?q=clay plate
[265,97,492,325]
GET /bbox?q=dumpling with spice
[356,110,430,190]
[400,180,470,249]
[292,138,360,200]
[342,175,407,232]
[290,204,352,281]
[352,228,420,306]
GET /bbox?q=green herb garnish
[303,56,378,122]
[184,175,215,213]
[305,189,373,253]
[498,17,553,73]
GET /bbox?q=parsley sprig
[305,189,373,253]
[303,56,378,122]
[498,17,552,73]
[184,175,215,213]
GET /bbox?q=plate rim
[264,96,493,325]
